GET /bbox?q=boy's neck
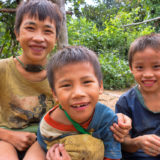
[50,106,92,126]
[50,107,72,125]
[139,86,160,112]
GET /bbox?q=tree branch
[123,17,160,27]
[0,8,16,13]
[0,42,6,55]
[0,8,72,15]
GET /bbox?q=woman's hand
[110,113,132,143]
[0,128,36,151]
[46,144,71,160]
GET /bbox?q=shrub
[99,52,135,90]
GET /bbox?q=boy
[115,33,160,160]
[37,46,122,160]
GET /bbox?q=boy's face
[130,47,160,93]
[15,14,56,64]
[53,62,103,124]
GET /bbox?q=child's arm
[122,134,160,157]
[110,113,132,143]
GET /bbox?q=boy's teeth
[73,105,81,108]
[72,104,85,108]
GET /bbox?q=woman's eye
[25,26,34,31]
[45,30,54,34]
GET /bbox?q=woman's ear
[14,29,19,41]
[99,80,104,95]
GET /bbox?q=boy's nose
[143,70,154,77]
[72,86,86,98]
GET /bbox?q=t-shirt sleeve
[37,124,47,152]
[0,59,7,90]
[115,94,132,118]
[91,103,122,159]
[104,158,120,160]
[103,114,122,159]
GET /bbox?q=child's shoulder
[94,102,117,122]
[95,102,115,114]
[119,86,138,100]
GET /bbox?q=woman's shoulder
[0,57,13,69]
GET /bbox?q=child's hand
[137,134,160,156]
[110,113,132,143]
[46,144,71,160]
[4,130,36,151]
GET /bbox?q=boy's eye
[153,65,160,69]
[61,84,71,88]
[135,66,143,70]
[83,80,93,84]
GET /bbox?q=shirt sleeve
[115,94,132,118]
[102,115,122,159]
[104,158,120,160]
[90,103,122,159]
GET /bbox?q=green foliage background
[0,0,159,89]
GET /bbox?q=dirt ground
[99,89,128,111]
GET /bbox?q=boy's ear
[129,66,133,73]
[52,89,58,102]
[99,80,104,94]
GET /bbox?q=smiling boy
[37,46,122,160]
[116,33,160,160]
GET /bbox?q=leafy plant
[99,52,135,90]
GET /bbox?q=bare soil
[99,89,128,111]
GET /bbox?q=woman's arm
[0,128,36,151]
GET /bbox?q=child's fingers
[46,150,55,160]
[46,144,59,160]
[58,144,71,160]
[112,133,124,143]
[54,147,62,158]
[110,123,130,143]
[117,113,132,130]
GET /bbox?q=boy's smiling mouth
[142,80,156,86]
[71,102,89,109]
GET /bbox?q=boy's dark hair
[129,33,160,68]
[15,0,62,38]
[47,46,103,93]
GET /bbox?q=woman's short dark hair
[47,46,103,93]
[15,0,62,38]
